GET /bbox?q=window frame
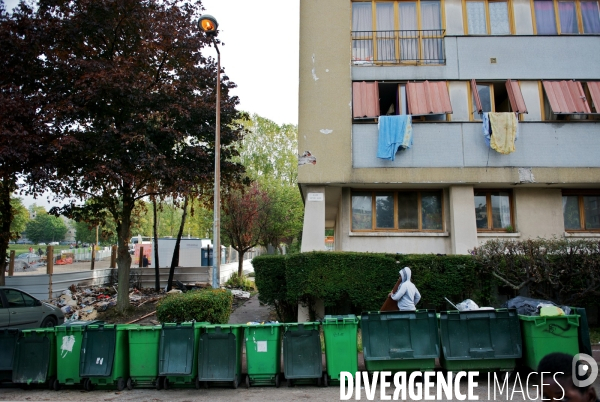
[530,0,600,34]
[468,80,527,121]
[562,190,600,232]
[463,0,515,35]
[351,189,445,232]
[474,190,515,232]
[539,80,600,120]
[351,0,447,65]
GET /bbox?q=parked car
[15,253,41,264]
[38,242,46,246]
[48,241,59,246]
[0,287,64,329]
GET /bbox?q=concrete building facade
[298,0,600,255]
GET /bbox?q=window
[353,81,452,121]
[351,0,445,64]
[470,80,527,120]
[533,0,600,34]
[563,192,600,231]
[4,289,25,308]
[542,80,600,120]
[474,191,513,231]
[351,190,444,231]
[465,0,512,34]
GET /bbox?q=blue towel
[377,115,413,161]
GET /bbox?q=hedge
[253,252,490,321]
[156,288,233,324]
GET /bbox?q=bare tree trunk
[237,250,245,277]
[167,196,188,291]
[115,193,134,311]
[153,199,160,291]
[0,181,14,286]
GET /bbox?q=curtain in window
[352,3,373,61]
[584,196,600,229]
[352,193,373,230]
[558,1,579,33]
[491,192,512,229]
[377,3,396,61]
[466,2,487,34]
[562,196,581,229]
[399,2,418,61]
[489,2,511,34]
[581,1,600,33]
[535,0,558,34]
[421,1,442,63]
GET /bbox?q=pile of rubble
[48,284,164,322]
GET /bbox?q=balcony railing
[351,29,446,65]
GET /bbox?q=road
[2,376,599,401]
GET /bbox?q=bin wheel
[52,379,61,391]
[84,378,93,392]
[117,378,126,391]
[232,374,238,389]
[126,377,133,390]
[287,379,293,387]
[275,373,280,388]
[163,377,169,390]
[323,373,328,387]
[155,377,162,390]
[195,377,200,390]
[245,375,250,389]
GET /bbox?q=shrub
[253,252,488,321]
[224,272,256,291]
[156,288,233,324]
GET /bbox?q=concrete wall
[353,36,600,81]
[353,122,600,169]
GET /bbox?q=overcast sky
[3,0,300,208]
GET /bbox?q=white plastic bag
[456,299,479,311]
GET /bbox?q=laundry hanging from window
[482,112,518,154]
[377,115,413,161]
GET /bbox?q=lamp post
[199,15,221,289]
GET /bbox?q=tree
[41,0,246,310]
[25,213,68,243]
[10,197,29,238]
[260,183,304,253]
[0,3,53,285]
[221,183,270,277]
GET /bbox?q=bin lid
[12,334,52,384]
[323,315,358,324]
[58,320,104,327]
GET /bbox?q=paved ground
[229,294,273,324]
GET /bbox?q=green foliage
[9,198,29,238]
[224,272,256,291]
[253,252,486,321]
[156,288,233,324]
[472,238,600,306]
[25,212,68,243]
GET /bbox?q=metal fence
[351,29,446,65]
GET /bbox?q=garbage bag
[503,296,572,316]
[456,299,479,311]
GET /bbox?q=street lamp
[198,14,221,289]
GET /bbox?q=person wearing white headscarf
[388,267,421,311]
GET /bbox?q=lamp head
[199,14,218,36]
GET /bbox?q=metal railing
[351,29,446,65]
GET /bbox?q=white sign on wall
[307,193,324,202]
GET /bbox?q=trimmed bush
[253,252,489,321]
[156,288,233,324]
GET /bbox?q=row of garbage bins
[0,308,591,391]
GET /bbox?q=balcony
[351,29,446,65]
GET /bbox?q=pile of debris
[48,284,164,322]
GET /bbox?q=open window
[353,80,452,122]
[471,79,527,120]
[542,80,600,120]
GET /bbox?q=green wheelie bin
[54,320,103,390]
[12,328,57,387]
[361,310,439,373]
[198,324,244,389]
[519,313,580,371]
[439,308,522,372]
[283,322,323,387]
[0,329,19,384]
[79,324,130,390]
[322,315,359,386]
[245,323,282,387]
[158,322,207,389]
[127,324,161,389]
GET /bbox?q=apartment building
[298,0,600,255]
